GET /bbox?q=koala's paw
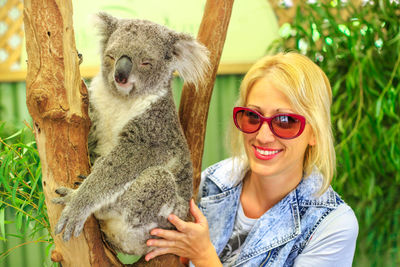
[54,206,87,242]
[52,187,75,205]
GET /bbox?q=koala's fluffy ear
[95,12,118,52]
[172,34,210,89]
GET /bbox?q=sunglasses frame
[233,107,306,139]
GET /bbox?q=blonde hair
[229,52,335,194]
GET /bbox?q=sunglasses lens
[271,115,302,138]
[235,109,261,133]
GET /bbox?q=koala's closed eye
[140,60,153,69]
[106,55,115,60]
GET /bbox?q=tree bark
[179,0,234,200]
[23,0,120,266]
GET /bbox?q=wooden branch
[179,0,234,200]
[23,0,120,266]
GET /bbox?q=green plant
[271,0,400,266]
[0,123,52,260]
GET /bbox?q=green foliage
[0,123,52,260]
[271,1,400,266]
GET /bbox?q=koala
[52,12,210,256]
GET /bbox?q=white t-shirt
[219,202,358,266]
[219,202,257,265]
[293,204,358,266]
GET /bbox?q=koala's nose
[114,56,132,84]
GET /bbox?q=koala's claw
[77,52,83,65]
[54,216,67,235]
[77,174,87,180]
[55,187,72,196]
[52,187,75,205]
[74,182,82,186]
[55,208,87,242]
[60,219,85,242]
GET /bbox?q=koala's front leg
[52,186,92,241]
[52,146,153,241]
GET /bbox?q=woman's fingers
[150,228,185,241]
[168,214,188,232]
[167,199,208,232]
[145,247,171,261]
[190,199,207,224]
[145,200,212,262]
[147,238,179,248]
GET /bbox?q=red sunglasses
[233,107,306,139]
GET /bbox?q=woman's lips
[253,146,282,160]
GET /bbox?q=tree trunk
[24,0,233,266]
[23,0,120,266]
[179,0,234,200]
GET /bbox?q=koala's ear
[172,34,210,89]
[95,12,118,51]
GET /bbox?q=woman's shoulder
[294,203,358,266]
[199,157,247,196]
[313,203,358,239]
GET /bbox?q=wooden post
[23,0,120,266]
[179,0,234,200]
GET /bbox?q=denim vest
[198,158,344,267]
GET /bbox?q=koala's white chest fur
[89,75,166,156]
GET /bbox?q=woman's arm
[145,199,223,267]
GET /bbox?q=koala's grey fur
[52,12,210,256]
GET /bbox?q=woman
[145,52,358,266]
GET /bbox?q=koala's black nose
[114,56,132,84]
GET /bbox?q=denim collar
[204,157,338,208]
[202,158,339,265]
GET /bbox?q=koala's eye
[141,62,152,67]
[106,55,115,61]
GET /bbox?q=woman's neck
[240,170,303,219]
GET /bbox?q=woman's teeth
[256,148,280,156]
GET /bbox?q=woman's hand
[145,199,222,267]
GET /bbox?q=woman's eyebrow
[276,108,295,113]
[247,104,295,114]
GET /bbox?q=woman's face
[243,76,315,182]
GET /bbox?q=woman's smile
[253,145,282,160]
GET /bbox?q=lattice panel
[0,0,24,72]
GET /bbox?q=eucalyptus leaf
[0,208,5,239]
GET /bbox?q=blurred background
[0,0,399,266]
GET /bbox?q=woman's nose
[256,122,276,143]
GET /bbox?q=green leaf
[375,97,383,118]
[0,208,5,240]
[16,212,23,231]
[38,193,45,213]
[2,129,22,141]
[11,179,19,205]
